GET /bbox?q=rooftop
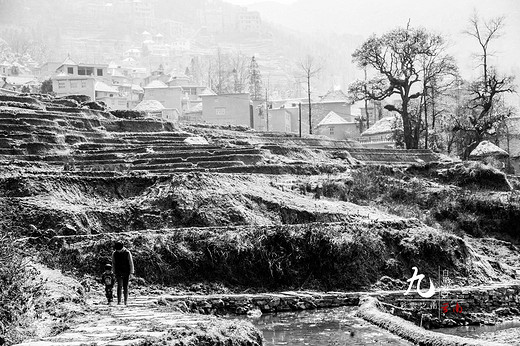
[144,80,168,89]
[95,81,119,93]
[319,89,351,103]
[317,111,351,126]
[134,99,165,112]
[361,116,399,136]
[469,140,509,158]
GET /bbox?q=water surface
[234,306,413,346]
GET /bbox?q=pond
[232,306,413,346]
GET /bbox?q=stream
[233,306,413,345]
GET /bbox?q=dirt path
[15,293,216,346]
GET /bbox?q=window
[58,81,65,89]
[67,67,74,74]
[70,81,78,89]
[81,80,86,88]
[97,69,103,76]
[329,126,335,135]
[78,66,94,75]
[215,107,226,116]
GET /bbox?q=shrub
[0,233,44,345]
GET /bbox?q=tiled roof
[319,89,351,103]
[317,111,350,126]
[144,80,168,89]
[61,56,77,66]
[134,99,165,112]
[469,140,509,158]
[94,81,119,93]
[361,116,398,136]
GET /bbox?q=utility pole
[298,102,302,137]
[307,74,312,134]
[265,77,270,131]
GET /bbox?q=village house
[201,93,251,127]
[142,80,183,114]
[267,107,292,132]
[470,140,510,172]
[359,116,398,148]
[94,81,127,110]
[315,111,358,140]
[134,99,179,123]
[237,9,261,33]
[299,89,354,132]
[51,57,109,100]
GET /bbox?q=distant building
[134,99,179,123]
[51,56,109,100]
[95,81,127,110]
[53,75,96,100]
[201,93,251,127]
[35,62,62,79]
[237,10,261,33]
[359,116,398,148]
[172,39,191,52]
[50,56,134,110]
[1,76,40,93]
[55,56,108,79]
[317,89,353,121]
[315,111,358,140]
[143,80,183,114]
[267,107,292,133]
[182,102,203,123]
[300,89,354,131]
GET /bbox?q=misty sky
[228,0,520,105]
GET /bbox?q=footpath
[15,295,219,346]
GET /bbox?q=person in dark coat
[111,241,134,305]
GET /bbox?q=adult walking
[111,241,134,305]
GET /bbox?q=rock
[246,308,262,318]
[495,307,511,316]
[184,136,209,145]
[442,318,457,327]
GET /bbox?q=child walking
[101,263,115,305]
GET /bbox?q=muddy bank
[29,219,494,291]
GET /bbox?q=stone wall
[159,284,520,316]
[373,283,520,313]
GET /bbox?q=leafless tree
[454,13,517,157]
[230,52,248,93]
[297,55,321,134]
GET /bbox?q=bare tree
[230,52,248,93]
[352,25,454,149]
[297,55,321,134]
[454,13,517,157]
[419,37,459,149]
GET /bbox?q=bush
[0,233,44,345]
